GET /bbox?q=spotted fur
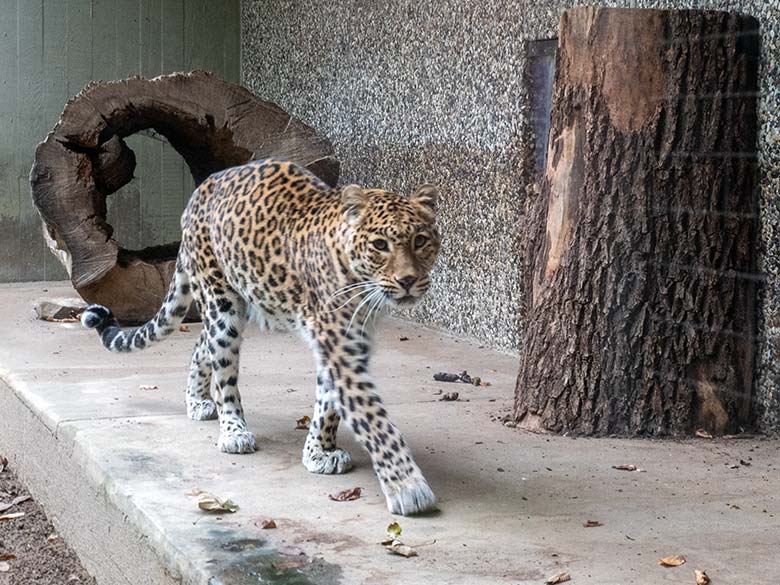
[81,159,442,515]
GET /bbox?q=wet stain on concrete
[203,531,342,585]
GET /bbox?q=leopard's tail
[81,258,193,353]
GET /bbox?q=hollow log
[514,8,760,436]
[30,70,339,323]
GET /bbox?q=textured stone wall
[241,0,779,431]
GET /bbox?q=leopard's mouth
[385,291,420,307]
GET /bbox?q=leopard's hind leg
[185,328,217,421]
[200,288,256,454]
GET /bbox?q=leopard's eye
[372,239,389,251]
[413,234,429,249]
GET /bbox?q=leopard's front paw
[384,475,437,516]
[218,429,257,454]
[187,399,218,421]
[302,446,353,474]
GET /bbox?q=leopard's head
[341,184,441,306]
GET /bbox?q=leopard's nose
[395,275,418,291]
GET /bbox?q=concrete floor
[0,282,778,585]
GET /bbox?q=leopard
[81,158,442,516]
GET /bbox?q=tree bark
[514,7,760,436]
[30,70,339,323]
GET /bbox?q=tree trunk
[514,7,760,436]
[30,70,339,323]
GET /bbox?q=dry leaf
[659,555,686,567]
[0,456,7,472]
[387,522,402,539]
[295,416,311,430]
[0,512,25,521]
[198,495,239,513]
[695,429,713,439]
[385,539,418,558]
[0,554,15,561]
[0,495,30,514]
[612,464,639,471]
[179,324,190,332]
[328,487,362,502]
[255,517,277,529]
[0,562,9,573]
[695,569,711,585]
[583,520,603,528]
[440,392,459,401]
[139,384,159,391]
[545,572,571,584]
[188,491,239,513]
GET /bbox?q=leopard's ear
[411,184,438,217]
[341,184,369,223]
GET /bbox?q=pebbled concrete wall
[241,0,779,431]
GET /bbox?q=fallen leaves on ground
[0,561,9,573]
[328,487,362,502]
[295,416,311,430]
[695,429,713,439]
[384,539,418,557]
[139,384,159,391]
[379,522,418,557]
[612,464,639,471]
[695,569,711,584]
[583,520,603,528]
[0,554,15,561]
[433,370,490,386]
[659,555,686,567]
[545,571,571,584]
[0,495,30,513]
[440,392,459,401]
[179,324,190,332]
[0,456,7,472]
[386,522,402,539]
[0,512,25,521]
[185,489,239,513]
[255,517,277,529]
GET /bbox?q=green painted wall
[0,0,241,282]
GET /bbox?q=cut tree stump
[514,8,760,436]
[30,70,339,323]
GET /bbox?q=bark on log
[514,8,760,436]
[30,70,339,323]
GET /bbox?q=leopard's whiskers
[327,285,376,313]
[346,288,380,335]
[328,280,374,299]
[361,290,387,336]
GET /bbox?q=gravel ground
[0,457,95,585]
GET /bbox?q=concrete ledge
[0,380,177,585]
[1,282,778,585]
